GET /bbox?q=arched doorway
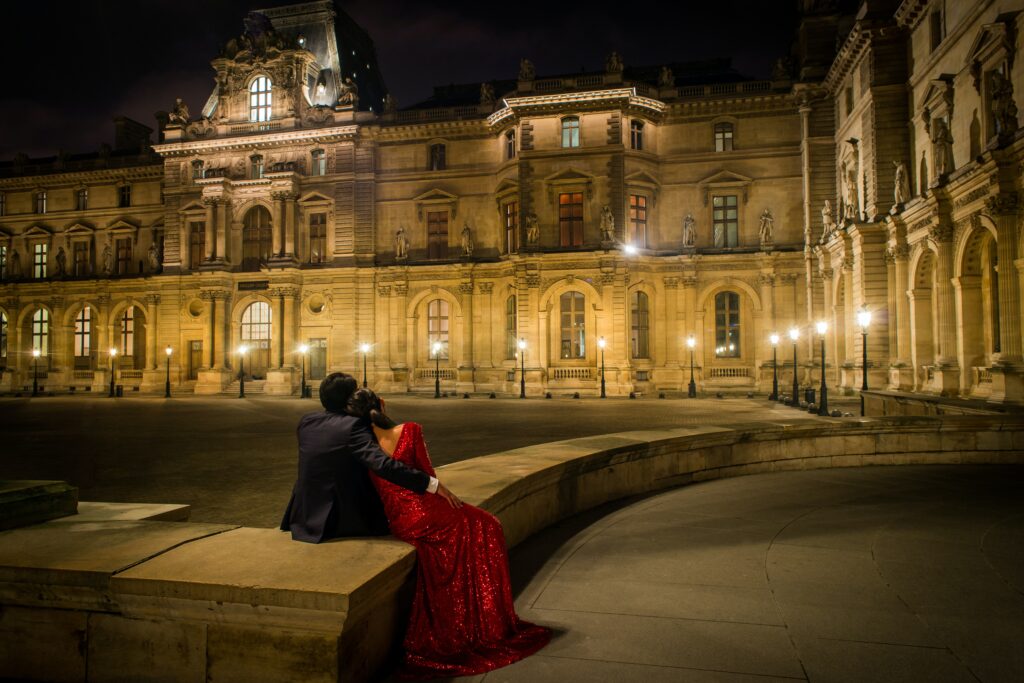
[957,226,999,395]
[116,305,147,370]
[242,206,272,272]
[241,301,271,379]
[909,250,936,390]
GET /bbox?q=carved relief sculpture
[990,70,1019,140]
[518,58,535,81]
[525,214,539,245]
[55,247,66,277]
[461,223,474,256]
[930,117,954,179]
[102,243,113,276]
[758,208,774,246]
[600,205,616,242]
[843,165,859,222]
[394,227,409,261]
[148,243,159,272]
[820,200,837,242]
[682,212,696,247]
[893,160,910,207]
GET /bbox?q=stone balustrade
[1,415,1022,682]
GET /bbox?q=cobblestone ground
[0,394,854,527]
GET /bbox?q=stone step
[0,481,78,531]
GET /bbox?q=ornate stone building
[0,0,1022,403]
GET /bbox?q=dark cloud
[3,0,797,158]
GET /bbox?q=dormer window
[249,76,272,122]
[562,117,580,148]
[250,155,264,179]
[311,149,326,176]
[35,191,47,214]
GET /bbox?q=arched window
[249,76,272,122]
[427,299,449,360]
[0,311,7,364]
[559,291,585,359]
[505,295,517,359]
[32,308,49,357]
[241,302,272,379]
[714,292,741,358]
[242,206,273,272]
[561,117,580,148]
[714,122,734,152]
[74,306,92,369]
[631,291,650,359]
[987,239,1000,353]
[120,308,135,358]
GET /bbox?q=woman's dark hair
[319,372,358,413]
[346,387,397,429]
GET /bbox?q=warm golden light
[165,346,173,357]
[109,347,118,357]
[789,327,799,341]
[299,344,309,354]
[598,336,606,349]
[32,348,41,358]
[517,338,526,350]
[686,336,696,349]
[238,345,249,355]
[432,341,442,355]
[770,333,780,346]
[857,309,872,331]
[816,321,828,336]
[359,343,371,354]
[623,244,638,255]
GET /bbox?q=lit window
[429,143,446,171]
[33,243,48,279]
[74,307,92,366]
[428,299,449,359]
[559,291,586,359]
[35,191,47,214]
[561,117,580,148]
[630,120,644,150]
[505,130,516,159]
[118,185,131,208]
[311,149,326,176]
[427,210,448,259]
[249,76,273,122]
[250,155,264,179]
[506,295,518,360]
[76,188,88,211]
[119,307,135,360]
[116,238,131,275]
[309,212,327,263]
[189,222,205,270]
[242,207,272,271]
[241,303,272,369]
[631,291,650,359]
[714,292,741,358]
[713,195,739,248]
[558,192,584,247]
[628,195,647,247]
[32,308,49,358]
[503,201,519,254]
[714,123,734,152]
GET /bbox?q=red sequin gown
[370,422,551,679]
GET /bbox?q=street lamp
[789,327,800,405]
[686,336,697,398]
[238,345,248,399]
[432,341,442,398]
[598,337,607,398]
[857,308,872,416]
[517,338,526,399]
[299,344,309,399]
[31,348,41,397]
[769,333,780,401]
[816,321,828,416]
[108,347,118,398]
[164,346,172,398]
[359,343,371,388]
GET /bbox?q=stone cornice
[0,165,163,190]
[824,20,903,93]
[894,0,930,29]
[487,88,666,129]
[152,125,360,157]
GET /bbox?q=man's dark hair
[319,372,358,413]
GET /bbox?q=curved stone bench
[1,415,1022,682]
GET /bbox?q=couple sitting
[280,372,550,679]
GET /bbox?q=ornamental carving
[664,277,679,289]
[303,106,333,125]
[393,284,408,296]
[757,273,775,286]
[985,192,1019,215]
[525,274,540,288]
[479,282,494,294]
[928,222,954,243]
[377,285,391,297]
[681,276,698,288]
[779,273,800,284]
[458,282,474,295]
[954,186,990,209]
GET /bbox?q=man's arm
[349,420,434,493]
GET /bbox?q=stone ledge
[0,480,78,530]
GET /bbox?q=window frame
[249,76,273,123]
[630,120,644,150]
[76,188,88,211]
[505,295,518,360]
[427,210,449,259]
[31,308,49,359]
[72,241,89,277]
[558,192,584,247]
[118,184,131,208]
[310,149,326,176]
[427,299,450,360]
[631,290,650,359]
[714,122,734,152]
[35,191,47,214]
[428,143,447,171]
[74,306,92,366]
[250,155,264,180]
[628,194,648,247]
[505,130,516,159]
[189,221,205,270]
[559,291,586,359]
[32,243,48,279]
[714,291,741,358]
[115,237,132,275]
[712,194,739,248]
[561,116,581,148]
[503,200,519,254]
[309,212,327,264]
[242,206,272,272]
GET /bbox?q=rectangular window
[715,291,741,358]
[116,237,131,275]
[311,149,326,176]
[630,120,644,150]
[308,338,327,380]
[505,295,518,360]
[561,117,580,148]
[427,299,450,360]
[713,195,739,248]
[309,212,327,263]
[74,307,92,363]
[631,291,650,359]
[76,188,88,211]
[35,191,47,214]
[250,156,264,179]
[118,185,131,208]
[72,241,89,277]
[558,192,584,247]
[929,10,943,52]
[120,308,135,358]
[427,211,448,259]
[32,309,49,358]
[503,201,519,254]
[559,291,586,359]
[714,123,734,152]
[192,160,204,179]
[844,87,854,117]
[189,222,205,270]
[628,195,647,247]
[33,243,48,279]
[429,143,446,171]
[506,130,516,159]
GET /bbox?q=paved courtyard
[0,395,849,527]
[470,465,1024,683]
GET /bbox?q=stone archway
[956,225,999,395]
[909,249,936,391]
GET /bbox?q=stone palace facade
[1,0,1022,403]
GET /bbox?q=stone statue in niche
[682,212,696,247]
[893,160,910,208]
[930,117,954,179]
[148,243,159,272]
[843,165,859,222]
[55,247,66,277]
[168,98,190,126]
[518,58,535,81]
[990,71,1019,140]
[337,77,359,107]
[394,227,409,261]
[758,209,774,246]
[460,223,474,256]
[820,200,837,242]
[9,250,21,279]
[479,83,495,107]
[102,243,113,276]
[606,51,624,74]
[600,205,616,242]
[383,93,397,115]
[658,66,674,88]
[525,214,539,245]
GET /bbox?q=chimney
[113,117,154,151]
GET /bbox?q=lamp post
[299,344,309,399]
[238,345,248,399]
[816,321,828,416]
[31,348,41,397]
[789,327,800,405]
[598,337,607,398]
[359,343,370,388]
[164,346,172,398]
[686,336,697,398]
[857,308,872,416]
[769,333,780,401]
[432,341,442,398]
[108,347,118,398]
[517,338,526,399]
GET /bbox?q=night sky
[2,0,798,159]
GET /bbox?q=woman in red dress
[346,389,551,679]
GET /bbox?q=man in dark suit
[280,372,461,542]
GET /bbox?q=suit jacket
[279,411,430,542]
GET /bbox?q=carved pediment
[543,167,594,183]
[414,188,458,221]
[697,170,753,205]
[413,188,458,203]
[625,170,660,187]
[107,219,139,234]
[966,19,1018,91]
[23,224,53,237]
[64,222,95,236]
[298,191,333,204]
[179,201,206,214]
[919,76,955,119]
[494,178,519,195]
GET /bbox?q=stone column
[887,245,912,389]
[219,294,231,371]
[48,297,66,373]
[283,289,297,368]
[929,223,959,394]
[271,193,284,257]
[203,200,216,260]
[664,278,679,367]
[200,292,215,369]
[986,195,1023,403]
[273,290,285,369]
[285,194,297,258]
[216,201,229,263]
[145,294,160,370]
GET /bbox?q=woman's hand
[435,481,463,508]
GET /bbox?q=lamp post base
[687,380,697,398]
